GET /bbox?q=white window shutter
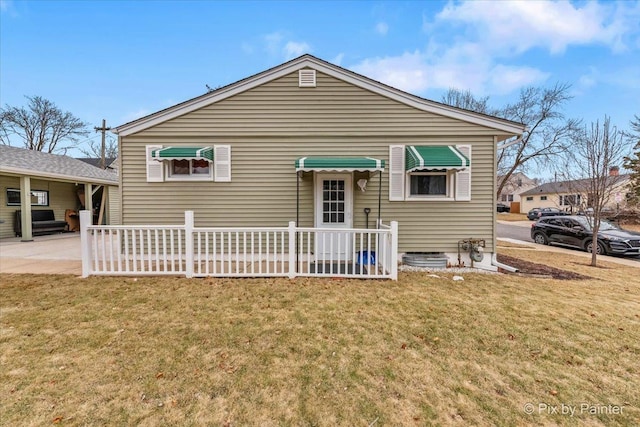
[389,145,405,201]
[214,145,231,182]
[455,145,471,201]
[146,145,164,182]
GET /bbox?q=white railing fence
[80,211,398,280]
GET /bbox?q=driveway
[0,233,82,274]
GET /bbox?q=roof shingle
[0,145,118,184]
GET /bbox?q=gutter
[491,253,519,273]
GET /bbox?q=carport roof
[0,145,118,185]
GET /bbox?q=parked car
[527,207,564,220]
[497,203,511,213]
[530,215,640,256]
[526,208,542,220]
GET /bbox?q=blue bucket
[356,251,376,265]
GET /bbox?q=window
[6,188,49,206]
[526,196,533,201]
[389,144,470,202]
[166,159,212,180]
[508,194,514,202]
[560,194,581,206]
[540,196,547,201]
[146,145,231,182]
[322,180,345,223]
[501,194,507,202]
[407,172,450,198]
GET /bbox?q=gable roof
[0,145,118,185]
[114,54,526,138]
[520,174,630,196]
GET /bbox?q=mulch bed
[497,254,591,280]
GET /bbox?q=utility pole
[94,119,111,169]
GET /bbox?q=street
[497,221,640,264]
[497,222,533,243]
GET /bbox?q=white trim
[405,171,454,201]
[164,159,214,182]
[0,166,118,186]
[114,56,526,137]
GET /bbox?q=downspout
[490,252,518,273]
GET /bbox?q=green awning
[405,145,469,172]
[295,157,385,172]
[151,146,213,162]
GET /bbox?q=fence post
[390,221,398,281]
[80,210,92,278]
[288,221,296,279]
[185,211,194,278]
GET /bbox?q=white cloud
[263,32,284,55]
[262,32,311,60]
[284,41,310,59]
[348,1,640,97]
[332,53,345,66]
[433,0,639,55]
[350,46,548,96]
[375,22,389,36]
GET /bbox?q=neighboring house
[520,168,630,214]
[0,145,119,240]
[497,172,538,212]
[112,54,525,269]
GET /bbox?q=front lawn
[1,250,638,426]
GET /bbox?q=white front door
[315,173,353,261]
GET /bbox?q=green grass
[1,250,639,426]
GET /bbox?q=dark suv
[530,215,640,256]
[527,207,564,220]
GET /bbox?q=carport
[0,145,119,241]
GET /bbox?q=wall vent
[299,69,316,87]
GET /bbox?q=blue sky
[1,0,639,158]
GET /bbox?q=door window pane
[322,179,346,223]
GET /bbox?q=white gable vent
[299,69,316,87]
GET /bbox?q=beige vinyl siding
[0,175,80,239]
[107,186,121,225]
[121,71,505,253]
[142,72,507,137]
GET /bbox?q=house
[112,54,525,270]
[497,172,538,213]
[0,145,119,240]
[520,167,630,214]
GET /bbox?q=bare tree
[622,114,640,205]
[0,96,89,154]
[79,136,118,161]
[498,83,581,199]
[566,117,629,267]
[441,88,497,115]
[441,84,580,199]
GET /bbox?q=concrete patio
[0,232,82,275]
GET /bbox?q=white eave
[114,55,526,137]
[0,166,118,186]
